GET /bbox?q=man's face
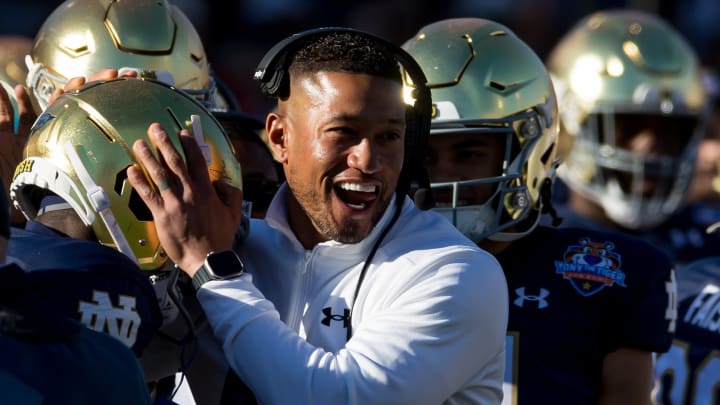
[425,132,506,207]
[276,71,406,244]
[609,113,698,196]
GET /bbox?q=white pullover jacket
[198,185,508,404]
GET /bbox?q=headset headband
[254,27,430,101]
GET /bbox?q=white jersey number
[653,339,720,404]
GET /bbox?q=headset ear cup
[397,106,418,196]
[404,106,418,171]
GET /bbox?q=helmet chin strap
[24,55,65,111]
[64,142,138,263]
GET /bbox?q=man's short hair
[288,32,402,84]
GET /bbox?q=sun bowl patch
[554,237,627,296]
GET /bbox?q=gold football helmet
[26,0,215,111]
[548,10,707,229]
[403,18,560,242]
[10,78,242,272]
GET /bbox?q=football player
[653,93,720,402]
[546,10,712,265]
[652,231,720,404]
[0,175,155,403]
[403,17,677,403]
[7,77,244,404]
[0,35,36,228]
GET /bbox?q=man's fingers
[0,84,14,132]
[129,134,175,205]
[178,129,213,189]
[133,126,174,192]
[48,88,65,106]
[126,163,161,213]
[15,85,36,137]
[88,68,120,82]
[63,76,86,92]
[149,125,191,187]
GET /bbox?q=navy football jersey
[650,204,720,265]
[654,257,720,405]
[550,186,720,265]
[497,226,676,404]
[5,221,162,356]
[0,263,152,404]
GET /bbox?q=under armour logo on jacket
[321,307,350,328]
[513,287,550,309]
[78,290,141,347]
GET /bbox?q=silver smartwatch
[191,250,245,290]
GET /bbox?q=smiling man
[126,28,509,404]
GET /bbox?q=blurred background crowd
[3,0,718,117]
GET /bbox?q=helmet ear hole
[115,170,153,222]
[128,190,153,222]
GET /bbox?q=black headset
[253,27,434,208]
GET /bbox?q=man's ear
[266,112,288,164]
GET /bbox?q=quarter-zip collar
[264,183,400,261]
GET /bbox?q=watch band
[191,250,245,291]
[191,264,214,291]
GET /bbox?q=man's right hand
[47,68,138,105]
[0,84,36,226]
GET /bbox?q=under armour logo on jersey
[321,307,350,328]
[78,290,141,348]
[514,287,550,309]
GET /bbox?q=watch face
[206,250,244,278]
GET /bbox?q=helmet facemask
[403,18,561,243]
[548,10,708,230]
[429,108,556,243]
[561,108,703,230]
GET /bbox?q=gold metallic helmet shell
[403,18,559,242]
[548,9,707,229]
[26,0,213,111]
[10,77,242,272]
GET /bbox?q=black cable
[540,178,563,227]
[345,197,404,341]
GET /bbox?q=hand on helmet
[47,68,139,106]
[0,84,36,226]
[126,123,244,275]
